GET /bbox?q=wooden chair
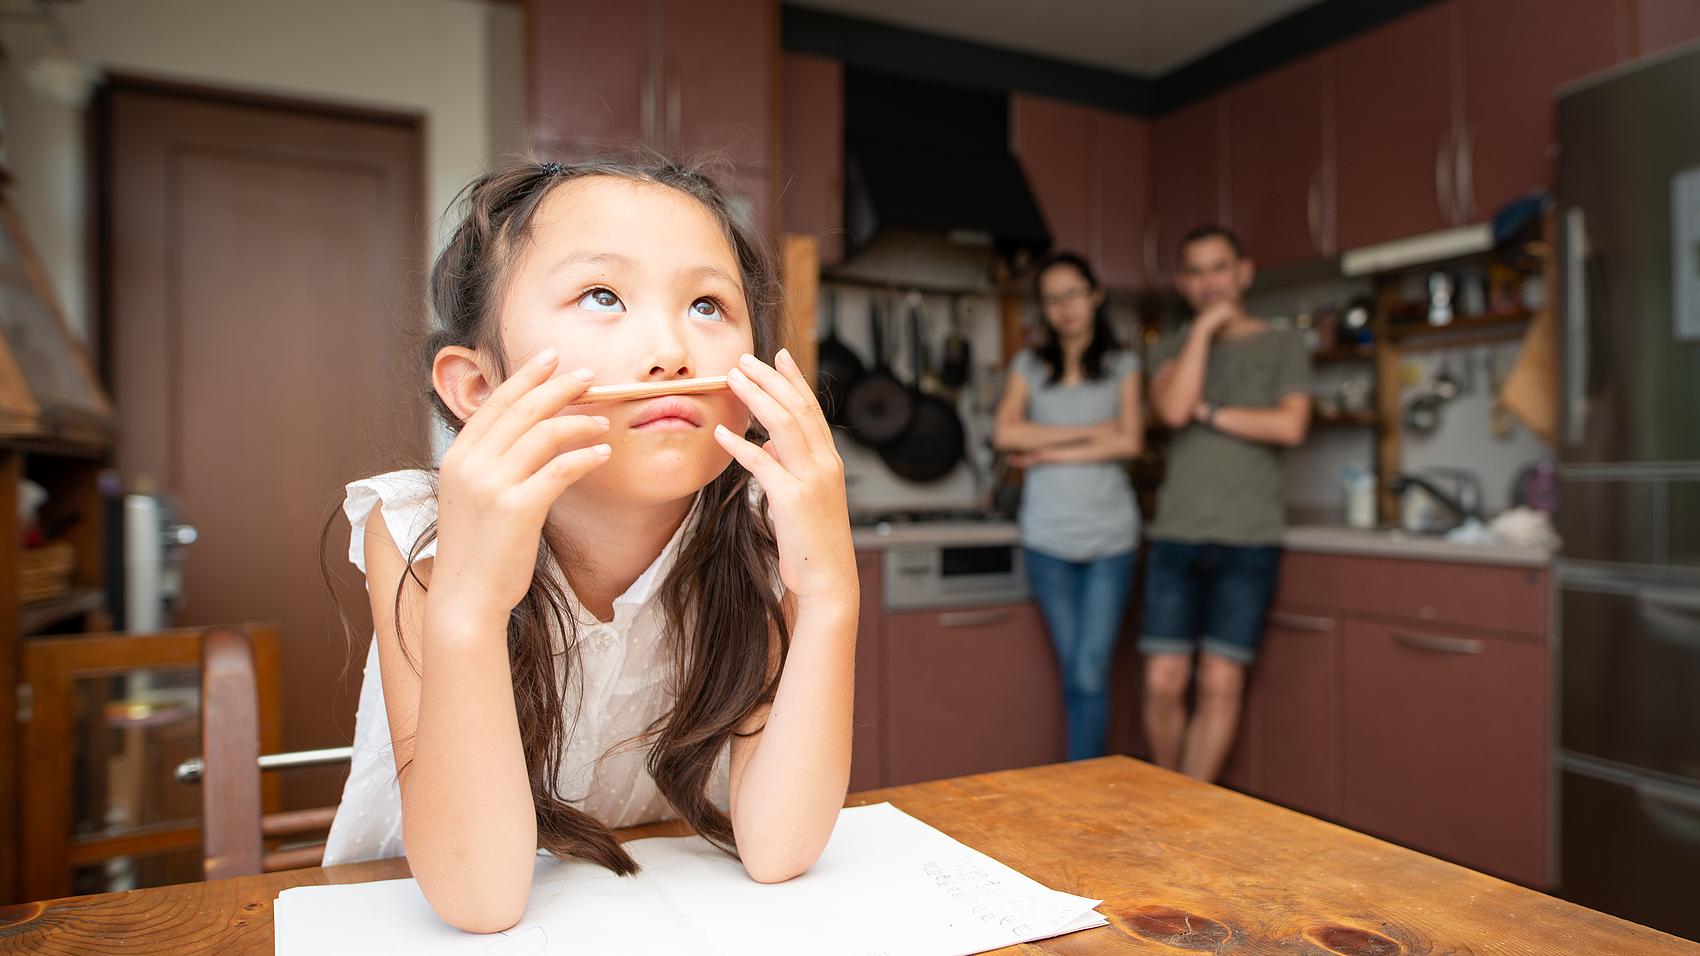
[183,626,351,879]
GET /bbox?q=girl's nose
[641,317,692,380]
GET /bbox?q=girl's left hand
[716,349,856,605]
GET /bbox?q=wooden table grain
[2,756,1693,954]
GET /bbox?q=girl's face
[1038,264,1101,340]
[497,176,755,504]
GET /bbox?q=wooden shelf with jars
[0,188,118,901]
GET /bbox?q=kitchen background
[0,0,1695,943]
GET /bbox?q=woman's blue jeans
[1023,547,1136,761]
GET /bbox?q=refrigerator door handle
[1564,207,1590,447]
[1638,588,1700,648]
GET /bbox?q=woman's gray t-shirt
[1010,348,1141,562]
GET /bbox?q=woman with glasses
[992,251,1143,761]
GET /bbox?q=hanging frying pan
[881,303,966,483]
[814,290,864,424]
[841,298,913,446]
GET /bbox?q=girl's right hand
[431,349,611,626]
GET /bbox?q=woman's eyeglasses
[1040,286,1091,309]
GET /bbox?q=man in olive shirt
[1143,225,1312,782]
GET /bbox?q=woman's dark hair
[1032,250,1121,384]
[323,156,787,875]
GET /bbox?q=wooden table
[2,756,1693,954]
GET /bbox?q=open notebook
[274,802,1107,955]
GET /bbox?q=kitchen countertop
[1285,524,1553,568]
[852,519,1021,550]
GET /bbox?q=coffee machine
[103,477,197,631]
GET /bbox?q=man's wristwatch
[1196,402,1217,426]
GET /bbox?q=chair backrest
[199,626,265,879]
[197,625,346,879]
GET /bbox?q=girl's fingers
[512,443,612,507]
[726,366,815,467]
[714,423,790,490]
[772,348,834,445]
[457,348,559,445]
[480,366,597,455]
[500,414,611,481]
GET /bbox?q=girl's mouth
[629,396,704,430]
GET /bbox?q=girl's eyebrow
[548,250,632,276]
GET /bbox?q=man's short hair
[1178,224,1246,261]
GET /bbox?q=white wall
[0,0,525,341]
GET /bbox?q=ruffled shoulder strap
[343,469,439,574]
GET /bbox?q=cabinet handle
[1391,631,1483,655]
[1306,167,1324,256]
[937,609,1013,628]
[1142,215,1162,285]
[664,60,681,154]
[1455,124,1476,223]
[1434,128,1455,225]
[640,55,658,147]
[1270,610,1333,633]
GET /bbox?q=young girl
[321,158,858,933]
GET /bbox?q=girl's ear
[432,346,496,424]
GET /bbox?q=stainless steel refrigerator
[1556,41,1700,941]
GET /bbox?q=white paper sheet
[274,803,1105,956]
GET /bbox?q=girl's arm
[362,518,536,933]
[715,349,860,882]
[375,351,612,932]
[992,369,1117,452]
[1020,371,1144,465]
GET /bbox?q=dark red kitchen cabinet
[1150,96,1224,286]
[527,0,652,153]
[1226,52,1333,268]
[1635,0,1700,57]
[850,552,885,792]
[1093,111,1151,290]
[1339,617,1548,887]
[885,603,1065,786]
[1460,0,1624,220]
[664,0,774,169]
[1335,1,1461,249]
[780,53,844,264]
[1242,608,1339,819]
[1012,94,1095,261]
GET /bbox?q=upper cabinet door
[1150,96,1224,286]
[1226,52,1333,269]
[1460,0,1624,220]
[1335,1,1460,250]
[1093,111,1151,290]
[1635,0,1700,57]
[1011,94,1095,259]
[528,0,654,154]
[664,0,775,168]
[780,53,844,263]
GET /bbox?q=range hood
[844,132,1051,265]
[837,70,1051,280]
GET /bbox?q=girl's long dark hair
[1033,251,1121,384]
[322,156,787,874]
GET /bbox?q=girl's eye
[578,288,623,312]
[691,297,726,322]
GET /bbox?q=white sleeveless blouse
[322,469,730,865]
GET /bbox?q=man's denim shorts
[1139,540,1282,665]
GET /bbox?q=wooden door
[1093,111,1151,290]
[780,53,845,265]
[1461,0,1624,220]
[1011,94,1095,260]
[1244,608,1338,819]
[1227,52,1333,268]
[105,82,428,811]
[1150,97,1225,286]
[528,0,655,155]
[884,603,1064,786]
[1335,1,1461,249]
[1339,618,1548,887]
